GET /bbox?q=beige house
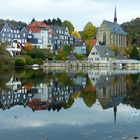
[97,8,127,48]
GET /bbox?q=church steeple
[114,105,117,124]
[114,6,117,23]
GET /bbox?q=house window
[2,33,5,37]
[18,35,20,38]
[23,33,26,37]
[92,52,95,55]
[15,34,17,38]
[4,28,6,32]
[8,34,11,37]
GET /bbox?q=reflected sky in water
[0,68,140,140]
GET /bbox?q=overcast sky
[0,0,140,30]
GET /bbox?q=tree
[31,18,35,23]
[136,34,140,47]
[121,18,140,46]
[62,20,74,34]
[81,22,96,41]
[55,45,72,60]
[56,18,62,26]
[85,39,93,54]
[24,43,33,51]
[110,45,119,56]
[130,45,139,60]
[0,43,13,66]
[71,31,81,39]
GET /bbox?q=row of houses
[0,21,87,56]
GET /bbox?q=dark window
[103,32,106,45]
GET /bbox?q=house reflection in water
[27,81,75,112]
[0,74,86,112]
[0,76,33,110]
[88,70,127,123]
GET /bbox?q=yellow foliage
[71,92,81,99]
[71,31,81,39]
[110,45,118,53]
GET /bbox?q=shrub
[25,56,33,65]
[15,57,26,67]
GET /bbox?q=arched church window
[103,32,106,45]
[103,32,106,44]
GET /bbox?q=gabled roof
[102,20,126,35]
[95,45,115,58]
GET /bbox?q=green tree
[81,22,96,41]
[56,45,72,60]
[31,18,35,23]
[130,45,139,60]
[121,18,140,46]
[0,43,13,66]
[15,57,26,67]
[71,31,81,39]
[62,20,74,34]
[136,34,140,47]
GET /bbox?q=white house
[27,21,49,49]
[88,45,115,65]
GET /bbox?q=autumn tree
[81,22,96,41]
[24,43,33,51]
[55,45,72,60]
[62,20,74,34]
[110,45,119,56]
[71,31,81,39]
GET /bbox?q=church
[97,7,127,48]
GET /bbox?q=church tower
[114,6,117,23]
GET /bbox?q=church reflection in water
[88,69,127,123]
[0,69,139,124]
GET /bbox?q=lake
[0,68,140,140]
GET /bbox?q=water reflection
[1,69,140,113]
[1,69,140,139]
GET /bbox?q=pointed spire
[114,6,117,23]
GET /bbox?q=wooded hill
[121,18,140,46]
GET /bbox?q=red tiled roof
[27,99,50,111]
[26,21,49,33]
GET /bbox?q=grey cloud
[0,0,139,30]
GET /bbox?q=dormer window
[105,52,109,55]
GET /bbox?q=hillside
[121,18,140,46]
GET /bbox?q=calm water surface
[0,68,140,140]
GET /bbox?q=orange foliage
[24,43,33,51]
[23,82,33,89]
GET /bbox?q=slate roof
[95,45,115,58]
[103,20,126,35]
[95,75,115,88]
